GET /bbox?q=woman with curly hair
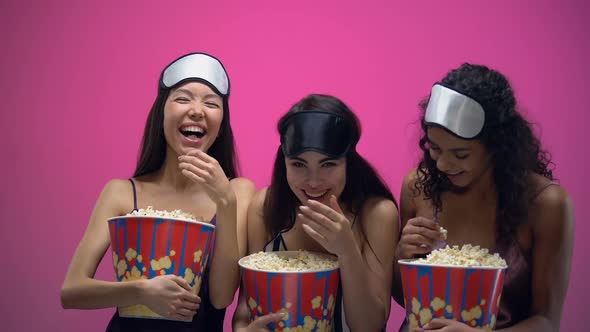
[393,64,574,331]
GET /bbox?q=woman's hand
[412,318,478,332]
[235,313,286,332]
[141,275,201,321]
[298,195,357,257]
[178,150,235,206]
[397,216,445,259]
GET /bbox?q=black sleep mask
[279,110,355,158]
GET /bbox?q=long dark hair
[133,61,239,179]
[415,63,554,242]
[263,94,396,244]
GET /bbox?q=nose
[306,169,322,188]
[436,154,452,172]
[188,103,204,120]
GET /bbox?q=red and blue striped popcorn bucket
[399,259,507,330]
[239,251,340,331]
[107,216,215,320]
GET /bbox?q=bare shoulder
[403,167,420,183]
[86,178,135,226]
[101,179,134,212]
[528,174,570,210]
[361,196,399,227]
[103,178,133,194]
[400,168,425,223]
[246,187,271,252]
[401,168,423,199]
[528,175,573,234]
[230,177,256,192]
[358,196,399,264]
[247,188,269,232]
[249,187,268,211]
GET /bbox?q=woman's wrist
[134,279,149,304]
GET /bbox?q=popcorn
[461,305,483,321]
[125,248,137,261]
[117,259,127,278]
[412,297,421,314]
[193,250,203,263]
[150,256,172,271]
[304,316,317,330]
[419,308,433,326]
[439,226,448,240]
[184,267,195,284]
[431,297,445,311]
[311,296,322,309]
[416,244,507,268]
[126,206,202,222]
[240,251,338,272]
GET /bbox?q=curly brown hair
[415,63,554,242]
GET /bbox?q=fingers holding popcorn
[178,151,233,205]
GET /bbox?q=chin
[449,184,469,194]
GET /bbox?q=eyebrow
[289,156,339,163]
[203,94,222,100]
[173,88,194,97]
[427,138,471,152]
[172,89,221,100]
[290,157,307,163]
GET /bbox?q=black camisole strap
[263,232,288,252]
[128,179,138,211]
[531,181,557,202]
[273,234,284,251]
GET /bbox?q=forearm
[208,195,241,308]
[339,247,388,331]
[61,277,145,309]
[232,289,251,330]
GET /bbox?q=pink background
[1,0,588,331]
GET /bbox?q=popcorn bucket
[239,251,340,331]
[108,216,215,320]
[399,259,507,330]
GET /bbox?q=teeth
[305,191,327,198]
[181,126,203,133]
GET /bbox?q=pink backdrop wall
[1,1,587,331]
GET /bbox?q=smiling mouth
[180,126,206,140]
[445,172,466,185]
[445,171,464,177]
[302,190,329,200]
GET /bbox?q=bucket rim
[107,215,215,229]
